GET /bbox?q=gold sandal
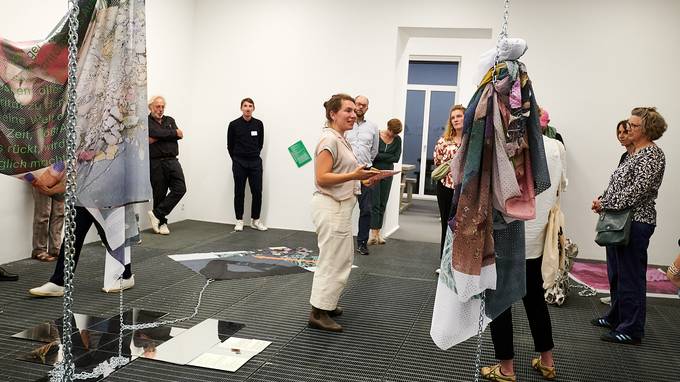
[480,363,516,382]
[531,357,556,380]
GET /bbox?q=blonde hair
[443,104,466,141]
[631,107,667,141]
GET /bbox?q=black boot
[308,306,343,332]
[0,267,18,282]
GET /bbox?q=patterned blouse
[433,137,460,189]
[600,145,665,225]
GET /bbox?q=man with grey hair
[147,96,186,235]
[345,95,379,255]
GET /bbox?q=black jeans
[50,207,132,286]
[150,157,186,225]
[435,182,454,258]
[605,221,655,339]
[357,184,372,245]
[232,157,263,220]
[489,256,554,360]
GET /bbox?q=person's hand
[351,166,378,181]
[591,198,602,213]
[148,136,158,144]
[176,129,184,139]
[36,177,66,195]
[25,163,65,188]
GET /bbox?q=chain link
[475,2,511,379]
[54,1,81,381]
[50,278,214,381]
[473,292,486,382]
[121,279,215,331]
[492,0,511,84]
[118,278,124,356]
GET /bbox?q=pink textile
[570,260,679,295]
[540,109,550,128]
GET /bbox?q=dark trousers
[370,177,393,229]
[356,184,373,245]
[50,206,132,286]
[233,157,263,220]
[489,256,554,360]
[150,157,186,225]
[435,182,454,258]
[605,221,655,339]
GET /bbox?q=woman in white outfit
[308,94,377,332]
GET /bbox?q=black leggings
[50,206,132,286]
[435,182,454,258]
[489,256,554,360]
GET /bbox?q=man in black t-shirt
[147,96,186,235]
[226,98,267,232]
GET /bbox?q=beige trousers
[32,188,65,257]
[309,193,356,311]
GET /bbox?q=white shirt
[345,119,379,167]
[524,136,568,259]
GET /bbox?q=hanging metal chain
[492,0,511,84]
[121,278,215,330]
[56,1,81,381]
[473,292,486,382]
[51,278,214,381]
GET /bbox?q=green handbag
[431,162,450,182]
[594,209,632,247]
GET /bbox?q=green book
[288,140,312,168]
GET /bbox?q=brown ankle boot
[328,306,343,317]
[308,307,343,332]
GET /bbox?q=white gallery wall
[1,0,678,266]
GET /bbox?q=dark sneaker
[590,317,613,329]
[600,330,641,345]
[357,244,369,256]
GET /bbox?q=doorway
[402,58,459,198]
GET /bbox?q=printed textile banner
[1,0,150,287]
[0,0,150,209]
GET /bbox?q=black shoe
[600,330,641,345]
[0,267,19,281]
[590,317,613,329]
[357,244,369,256]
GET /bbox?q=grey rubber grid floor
[1,220,679,382]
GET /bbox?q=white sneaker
[102,275,135,293]
[147,211,161,234]
[159,224,170,235]
[599,296,611,305]
[435,268,441,275]
[234,220,244,231]
[29,282,65,297]
[250,219,268,231]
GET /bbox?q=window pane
[408,61,458,86]
[425,91,455,195]
[403,90,425,194]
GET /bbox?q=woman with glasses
[590,107,667,345]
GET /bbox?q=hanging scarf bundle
[431,39,551,349]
